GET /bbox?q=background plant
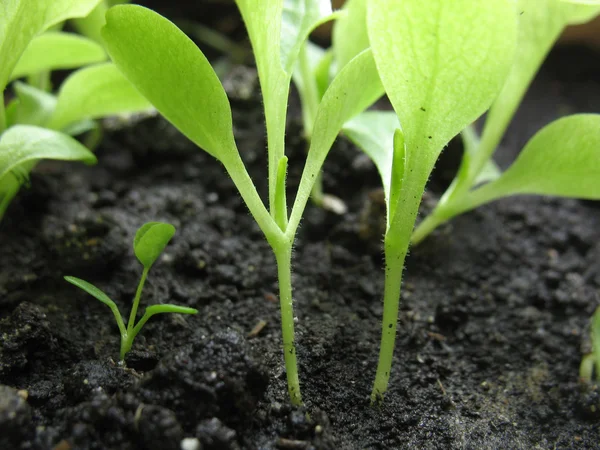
[102,0,383,405]
[0,0,152,221]
[65,222,198,361]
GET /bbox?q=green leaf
[102,5,237,160]
[0,125,97,181]
[342,111,399,216]
[10,31,106,81]
[474,160,502,185]
[133,222,176,269]
[47,63,153,131]
[64,276,117,309]
[0,0,103,92]
[287,49,383,236]
[71,1,109,44]
[64,275,126,336]
[367,0,518,172]
[11,81,57,127]
[332,0,369,71]
[463,114,600,207]
[145,304,198,316]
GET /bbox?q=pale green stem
[0,96,6,134]
[371,242,407,403]
[580,354,595,382]
[274,243,302,405]
[127,267,149,335]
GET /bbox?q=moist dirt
[1,18,600,450]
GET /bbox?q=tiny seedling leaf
[367,0,518,171]
[145,304,198,316]
[64,276,117,309]
[102,5,237,160]
[0,125,97,181]
[332,0,369,71]
[10,31,106,81]
[133,222,176,269]
[0,0,103,92]
[48,63,153,131]
[464,114,600,206]
[11,82,57,127]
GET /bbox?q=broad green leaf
[0,0,103,92]
[476,0,600,176]
[102,5,237,160]
[47,63,153,131]
[287,49,383,234]
[280,0,336,74]
[64,276,117,309]
[0,125,96,181]
[10,31,106,81]
[332,0,369,71]
[367,0,518,172]
[11,81,57,127]
[342,111,399,215]
[464,114,600,207]
[133,222,176,269]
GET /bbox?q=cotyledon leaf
[133,222,176,269]
[367,0,518,173]
[462,114,600,209]
[0,0,103,92]
[10,31,106,81]
[102,5,237,161]
[47,63,153,131]
[0,125,97,181]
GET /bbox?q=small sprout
[65,222,197,361]
[580,306,600,383]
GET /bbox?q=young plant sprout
[101,1,383,405]
[345,0,600,403]
[408,0,600,244]
[65,222,198,361]
[580,306,600,383]
[0,0,152,222]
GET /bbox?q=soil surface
[2,8,600,450]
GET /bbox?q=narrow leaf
[48,63,153,131]
[64,276,117,308]
[145,304,198,316]
[102,5,237,160]
[367,0,518,171]
[464,114,600,206]
[0,125,96,181]
[10,31,106,81]
[0,0,103,92]
[133,222,176,269]
[11,82,57,127]
[287,49,383,235]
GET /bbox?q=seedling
[344,0,600,403]
[65,222,198,361]
[101,1,383,404]
[0,0,152,222]
[580,306,600,383]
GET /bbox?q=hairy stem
[274,243,302,405]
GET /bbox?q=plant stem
[127,267,149,335]
[371,241,407,403]
[274,244,302,405]
[411,212,444,246]
[0,97,6,134]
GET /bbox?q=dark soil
[2,10,600,450]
